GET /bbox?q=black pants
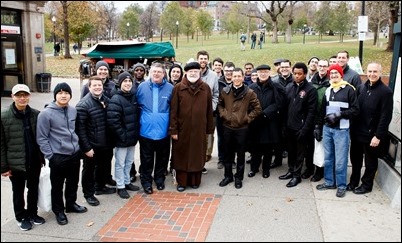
[304,132,315,173]
[49,153,81,214]
[139,136,170,188]
[349,139,379,190]
[223,126,248,180]
[82,148,113,197]
[250,143,275,173]
[216,115,225,163]
[9,166,41,221]
[287,129,307,178]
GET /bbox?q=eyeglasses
[14,93,30,98]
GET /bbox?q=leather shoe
[301,170,313,179]
[144,187,153,194]
[95,187,116,195]
[353,186,371,195]
[234,178,242,189]
[316,183,337,191]
[346,184,356,191]
[286,177,301,187]
[191,185,199,189]
[55,212,68,225]
[66,203,87,213]
[310,174,322,182]
[262,171,270,178]
[248,171,256,177]
[157,183,165,190]
[279,171,292,180]
[126,183,140,191]
[270,161,282,169]
[177,185,186,192]
[85,196,100,206]
[219,177,233,187]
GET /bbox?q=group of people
[1,49,393,231]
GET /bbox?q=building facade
[1,1,46,96]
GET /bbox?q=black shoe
[217,161,224,169]
[157,183,165,190]
[29,214,45,225]
[219,177,233,187]
[191,185,199,189]
[263,171,270,178]
[85,196,100,206]
[234,178,242,189]
[177,185,186,192]
[18,218,33,231]
[248,171,256,177]
[117,188,130,199]
[270,161,282,169]
[126,183,140,191]
[310,174,323,182]
[144,187,153,194]
[130,176,137,183]
[66,203,88,213]
[336,188,346,198]
[106,178,116,186]
[286,177,301,187]
[55,212,68,225]
[279,171,292,180]
[346,183,356,191]
[301,170,313,179]
[95,187,116,195]
[353,186,371,195]
[316,183,337,191]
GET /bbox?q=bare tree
[386,1,400,51]
[285,1,298,43]
[258,1,289,43]
[141,2,160,41]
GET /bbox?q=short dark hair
[197,50,209,60]
[212,57,224,65]
[232,67,244,75]
[224,61,236,69]
[292,62,308,74]
[337,50,349,58]
[88,75,103,86]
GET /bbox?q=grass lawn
[45,33,393,77]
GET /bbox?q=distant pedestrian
[250,33,257,49]
[73,43,78,53]
[240,33,247,51]
[1,84,46,231]
[259,32,264,49]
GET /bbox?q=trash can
[36,73,52,92]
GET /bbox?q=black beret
[256,64,271,70]
[184,62,201,71]
[273,58,286,65]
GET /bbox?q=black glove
[314,125,322,142]
[324,112,342,125]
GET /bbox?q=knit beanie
[53,82,72,100]
[133,62,146,72]
[328,64,344,78]
[117,71,133,87]
[95,61,109,71]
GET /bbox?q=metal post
[303,24,307,44]
[176,21,179,49]
[358,1,365,66]
[52,16,56,56]
[126,22,130,40]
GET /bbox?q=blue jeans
[114,146,135,189]
[323,126,349,189]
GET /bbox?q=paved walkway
[1,78,401,242]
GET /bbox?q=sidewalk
[1,78,401,242]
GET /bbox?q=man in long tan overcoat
[169,62,214,192]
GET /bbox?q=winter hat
[328,64,344,78]
[256,64,271,70]
[133,63,146,72]
[117,71,133,87]
[184,62,201,71]
[273,58,286,66]
[251,69,257,74]
[95,60,109,71]
[307,56,319,65]
[53,82,72,100]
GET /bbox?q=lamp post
[303,24,307,44]
[52,16,56,56]
[175,21,179,49]
[126,22,130,40]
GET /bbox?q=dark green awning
[85,41,175,59]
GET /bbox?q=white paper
[5,49,16,65]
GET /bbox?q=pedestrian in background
[1,84,46,231]
[37,82,87,226]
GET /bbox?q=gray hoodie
[36,101,80,160]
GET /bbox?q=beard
[187,75,200,83]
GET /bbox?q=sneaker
[336,188,346,198]
[202,167,208,174]
[17,218,32,231]
[217,161,224,169]
[125,183,140,191]
[117,188,130,199]
[30,215,45,225]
